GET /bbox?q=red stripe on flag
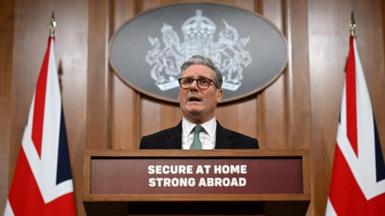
[31,37,52,157]
[8,149,76,216]
[345,36,358,155]
[329,146,385,215]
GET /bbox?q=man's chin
[186,108,203,115]
[185,103,204,111]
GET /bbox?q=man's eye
[182,78,193,84]
[198,79,210,84]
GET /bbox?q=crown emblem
[146,10,252,91]
[182,10,216,41]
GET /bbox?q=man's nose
[188,80,199,90]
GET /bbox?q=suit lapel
[215,122,233,149]
[165,122,183,149]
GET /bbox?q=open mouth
[188,96,202,102]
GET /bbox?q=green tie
[191,125,204,149]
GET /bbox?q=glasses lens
[180,77,192,87]
[197,78,211,89]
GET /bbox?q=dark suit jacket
[140,121,258,149]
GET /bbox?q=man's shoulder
[142,126,178,139]
[218,124,259,149]
[222,127,258,142]
[140,123,181,149]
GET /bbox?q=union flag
[3,36,77,215]
[325,35,385,215]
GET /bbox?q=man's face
[178,64,223,124]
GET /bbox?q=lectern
[83,150,310,215]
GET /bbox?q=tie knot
[194,125,204,133]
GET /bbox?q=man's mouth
[187,95,202,102]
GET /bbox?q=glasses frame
[178,76,220,90]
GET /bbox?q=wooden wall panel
[257,0,288,149]
[141,97,162,136]
[160,102,184,129]
[111,0,141,150]
[87,1,111,150]
[284,0,311,150]
[217,98,258,139]
[234,99,258,138]
[0,0,14,210]
[308,0,350,213]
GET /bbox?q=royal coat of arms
[145,10,252,91]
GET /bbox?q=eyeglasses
[178,76,219,90]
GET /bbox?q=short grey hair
[180,55,223,88]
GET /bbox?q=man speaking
[140,55,258,149]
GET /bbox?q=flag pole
[49,12,56,37]
[349,12,356,37]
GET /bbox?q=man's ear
[216,89,223,102]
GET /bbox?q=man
[140,55,258,149]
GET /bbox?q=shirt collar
[182,117,217,137]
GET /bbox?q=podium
[83,150,310,215]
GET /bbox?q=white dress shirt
[181,117,217,150]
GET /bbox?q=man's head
[178,55,223,124]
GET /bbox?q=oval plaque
[109,3,287,103]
